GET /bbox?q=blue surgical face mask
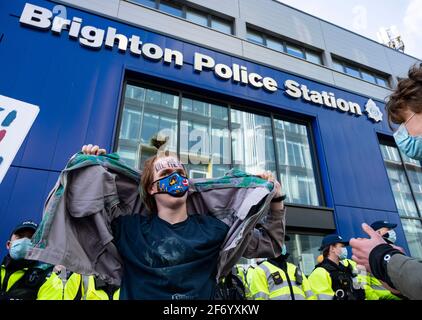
[9,237,32,260]
[338,247,348,260]
[281,244,287,256]
[393,118,422,161]
[384,230,397,244]
[152,172,189,198]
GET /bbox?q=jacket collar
[2,254,36,270]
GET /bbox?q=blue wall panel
[0,167,60,257]
[0,0,412,256]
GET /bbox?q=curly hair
[386,63,422,130]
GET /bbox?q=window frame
[332,57,391,88]
[379,136,422,256]
[245,26,323,65]
[127,0,234,35]
[115,77,327,208]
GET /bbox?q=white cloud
[402,0,422,59]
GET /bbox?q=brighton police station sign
[19,3,383,123]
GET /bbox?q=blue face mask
[152,172,189,198]
[393,120,422,161]
[9,237,32,260]
[384,230,397,244]
[338,247,348,260]
[281,245,287,256]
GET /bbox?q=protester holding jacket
[27,138,286,300]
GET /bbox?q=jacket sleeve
[308,267,334,300]
[242,205,286,259]
[387,254,422,300]
[301,274,318,300]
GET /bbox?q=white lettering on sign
[284,79,364,116]
[193,53,278,92]
[19,3,278,93]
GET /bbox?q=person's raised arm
[243,171,285,259]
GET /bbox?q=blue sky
[278,0,422,60]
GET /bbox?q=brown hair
[386,63,422,130]
[322,246,330,259]
[141,155,160,213]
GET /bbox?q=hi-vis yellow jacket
[39,271,83,300]
[308,258,366,300]
[233,265,251,299]
[365,272,401,300]
[247,260,316,300]
[82,275,120,300]
[0,263,54,300]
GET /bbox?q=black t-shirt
[112,214,229,300]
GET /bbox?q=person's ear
[149,182,156,195]
[6,240,11,250]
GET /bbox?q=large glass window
[117,82,323,208]
[286,233,324,276]
[401,219,422,259]
[117,84,179,169]
[381,145,420,217]
[180,97,230,178]
[231,110,276,176]
[380,143,422,259]
[275,120,320,206]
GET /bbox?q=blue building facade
[1,0,420,270]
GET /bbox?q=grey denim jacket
[27,153,286,285]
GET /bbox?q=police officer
[0,220,55,300]
[308,234,365,300]
[82,275,120,300]
[247,235,316,300]
[364,221,402,300]
[370,220,398,245]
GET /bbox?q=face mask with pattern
[152,172,189,197]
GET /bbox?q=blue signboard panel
[0,0,408,255]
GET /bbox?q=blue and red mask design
[152,172,189,197]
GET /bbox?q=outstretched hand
[81,144,107,156]
[350,223,387,272]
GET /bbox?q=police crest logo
[365,99,383,123]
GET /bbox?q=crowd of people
[1,64,421,300]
